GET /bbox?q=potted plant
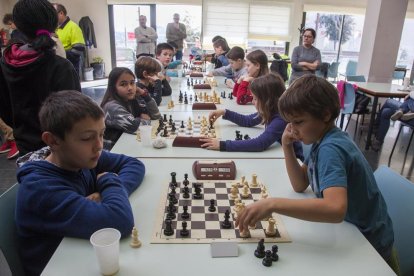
[90,56,105,79]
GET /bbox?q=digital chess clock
[192,160,236,180]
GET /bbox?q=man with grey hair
[134,15,157,57]
[166,13,186,60]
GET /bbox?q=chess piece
[183,186,190,199]
[233,198,241,213]
[184,94,188,104]
[230,184,239,199]
[163,219,174,236]
[239,227,250,238]
[163,114,167,123]
[130,227,142,248]
[180,221,189,237]
[183,173,189,186]
[271,245,279,262]
[181,205,190,219]
[239,176,245,188]
[163,126,169,137]
[241,185,250,199]
[189,94,193,102]
[250,174,259,187]
[193,183,202,199]
[221,209,232,229]
[180,121,185,129]
[171,124,176,134]
[208,199,216,212]
[170,172,177,187]
[261,185,268,199]
[254,239,266,258]
[265,218,277,236]
[235,202,245,220]
[262,250,273,267]
[169,115,173,126]
[187,121,192,130]
[243,134,250,140]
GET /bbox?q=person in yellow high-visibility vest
[52,3,85,78]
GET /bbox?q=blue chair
[388,120,414,166]
[340,60,358,80]
[327,61,340,81]
[393,68,406,85]
[374,165,414,276]
[0,184,25,276]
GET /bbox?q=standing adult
[0,0,80,157]
[289,28,321,84]
[134,15,158,58]
[52,3,85,77]
[166,13,186,60]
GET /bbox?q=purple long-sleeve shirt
[220,109,304,160]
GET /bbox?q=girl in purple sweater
[200,73,303,161]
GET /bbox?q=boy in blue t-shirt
[15,91,145,276]
[236,75,394,263]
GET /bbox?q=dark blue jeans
[374,99,401,143]
[175,50,183,61]
[399,98,414,113]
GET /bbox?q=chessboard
[137,114,219,141]
[151,173,291,244]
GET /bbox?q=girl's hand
[208,109,225,123]
[237,76,244,84]
[282,123,300,146]
[235,198,274,232]
[140,114,151,120]
[199,138,220,150]
[136,86,146,96]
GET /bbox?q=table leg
[365,96,378,150]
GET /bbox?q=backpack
[270,59,288,81]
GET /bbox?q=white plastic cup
[140,125,153,146]
[403,77,410,89]
[90,228,121,276]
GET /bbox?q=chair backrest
[341,82,356,114]
[0,184,25,276]
[347,75,366,82]
[374,165,414,276]
[345,60,358,76]
[393,70,405,80]
[328,61,340,79]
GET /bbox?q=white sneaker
[390,110,403,121]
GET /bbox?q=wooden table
[352,82,409,150]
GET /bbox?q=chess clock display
[192,160,236,180]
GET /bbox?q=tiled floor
[1,115,413,195]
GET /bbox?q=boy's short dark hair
[213,38,230,52]
[52,3,67,15]
[135,56,161,79]
[226,46,245,61]
[2,13,13,25]
[212,35,225,43]
[278,75,340,123]
[39,91,104,140]
[156,43,174,56]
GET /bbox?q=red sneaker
[0,140,12,153]
[7,141,19,159]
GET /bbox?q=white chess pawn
[130,227,142,248]
[250,174,259,187]
[241,185,250,199]
[265,218,277,236]
[238,177,245,188]
[239,227,250,238]
[233,198,241,213]
[261,185,268,199]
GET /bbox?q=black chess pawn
[243,134,250,140]
[180,120,185,129]
[183,173,189,186]
[166,204,176,220]
[184,95,188,104]
[170,172,177,187]
[180,221,189,237]
[228,93,233,100]
[183,186,190,198]
[262,250,273,267]
[208,199,216,212]
[163,114,167,123]
[189,95,193,102]
[221,209,232,229]
[164,219,174,236]
[163,126,169,137]
[222,91,226,98]
[254,239,266,258]
[187,78,190,86]
[193,183,202,199]
[171,124,176,134]
[169,115,173,126]
[181,205,190,219]
[271,245,279,262]
[168,193,178,205]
